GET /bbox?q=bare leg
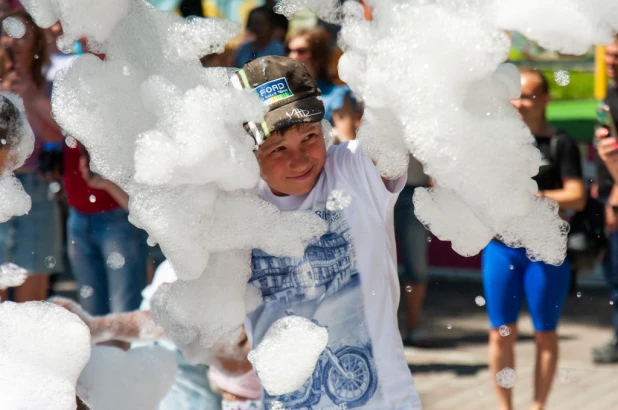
[489,325,518,410]
[13,274,50,302]
[403,280,426,332]
[531,331,558,410]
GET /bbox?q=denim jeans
[604,230,618,337]
[394,185,429,284]
[159,350,222,410]
[68,207,148,315]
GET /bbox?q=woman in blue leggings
[483,69,585,410]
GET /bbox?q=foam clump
[0,262,28,289]
[151,250,253,355]
[274,0,340,21]
[278,0,616,265]
[248,315,329,396]
[20,0,131,52]
[77,345,177,410]
[487,0,618,56]
[0,93,35,222]
[326,189,352,211]
[0,301,91,410]
[496,367,517,389]
[2,16,26,38]
[18,0,328,359]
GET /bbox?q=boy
[235,56,422,409]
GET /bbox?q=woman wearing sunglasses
[286,28,361,143]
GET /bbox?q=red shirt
[63,142,120,214]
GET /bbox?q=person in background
[483,68,585,410]
[592,36,618,364]
[264,0,289,43]
[286,28,362,143]
[65,140,148,315]
[234,6,285,68]
[0,0,12,18]
[0,9,65,302]
[39,18,149,316]
[395,155,433,347]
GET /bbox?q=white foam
[496,367,517,389]
[106,252,126,269]
[20,0,132,53]
[248,315,329,396]
[0,93,35,222]
[18,0,328,357]
[0,301,91,409]
[2,16,26,38]
[76,345,177,410]
[278,0,615,265]
[0,262,28,289]
[326,189,352,211]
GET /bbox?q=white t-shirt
[246,141,422,410]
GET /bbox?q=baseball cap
[233,56,325,146]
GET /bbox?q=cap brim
[264,96,325,136]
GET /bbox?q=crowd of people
[1,1,618,409]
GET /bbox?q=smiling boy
[235,56,422,410]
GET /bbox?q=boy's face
[256,122,326,196]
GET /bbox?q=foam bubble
[326,189,352,211]
[45,256,57,269]
[65,136,77,148]
[0,263,28,289]
[499,325,511,337]
[80,285,94,299]
[248,315,329,395]
[2,17,26,38]
[106,252,126,270]
[496,367,517,389]
[553,70,571,86]
[557,368,571,384]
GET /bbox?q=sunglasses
[286,47,310,56]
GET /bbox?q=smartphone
[597,103,618,139]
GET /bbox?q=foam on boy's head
[234,56,325,147]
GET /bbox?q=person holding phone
[592,36,618,364]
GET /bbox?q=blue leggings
[482,241,571,332]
